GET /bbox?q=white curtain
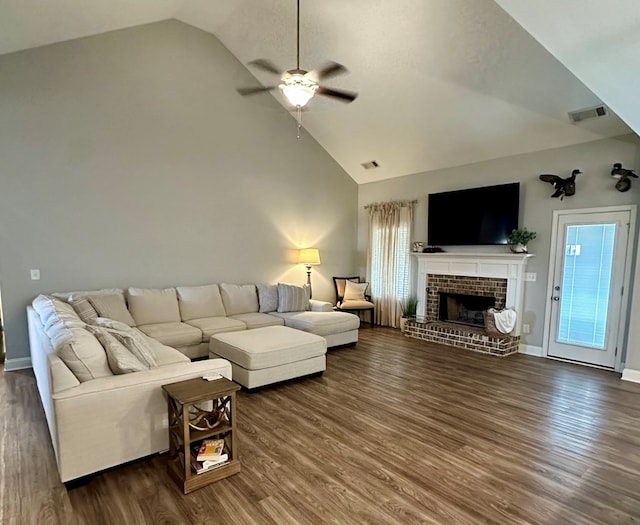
[366,200,415,327]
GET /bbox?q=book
[190,453,229,475]
[203,454,229,469]
[196,438,225,461]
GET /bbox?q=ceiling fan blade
[237,86,278,96]
[312,61,348,81]
[316,86,358,102]
[247,59,282,76]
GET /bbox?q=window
[558,223,616,349]
[366,201,414,327]
[370,221,410,300]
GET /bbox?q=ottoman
[209,326,327,389]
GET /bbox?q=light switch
[30,269,40,280]
[525,272,537,282]
[522,324,531,334]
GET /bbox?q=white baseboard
[519,344,543,357]
[3,356,32,371]
[621,368,640,383]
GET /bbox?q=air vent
[568,105,608,123]
[361,160,380,170]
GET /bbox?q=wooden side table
[162,376,241,494]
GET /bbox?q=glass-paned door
[547,211,630,368]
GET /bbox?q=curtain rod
[364,199,418,210]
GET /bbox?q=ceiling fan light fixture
[279,73,318,107]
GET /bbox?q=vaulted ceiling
[1,0,637,183]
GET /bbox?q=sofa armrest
[309,299,334,312]
[52,359,231,400]
[48,353,81,393]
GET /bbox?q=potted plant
[507,228,537,253]
[400,296,418,332]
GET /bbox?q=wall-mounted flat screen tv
[427,182,520,246]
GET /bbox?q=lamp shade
[280,73,318,107]
[298,248,321,265]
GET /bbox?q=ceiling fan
[237,0,358,109]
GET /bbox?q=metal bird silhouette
[539,169,582,200]
[611,162,637,192]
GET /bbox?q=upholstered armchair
[332,276,375,327]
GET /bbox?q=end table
[162,376,241,494]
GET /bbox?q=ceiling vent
[568,105,608,123]
[361,160,380,170]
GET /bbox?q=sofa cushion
[139,332,191,366]
[137,322,202,348]
[219,284,259,316]
[256,284,278,313]
[277,283,310,313]
[69,296,98,324]
[185,317,246,341]
[56,327,113,382]
[127,287,180,326]
[176,284,226,321]
[339,299,375,309]
[309,299,334,312]
[87,294,136,327]
[89,328,148,374]
[32,294,85,333]
[54,288,124,302]
[229,312,284,330]
[269,311,360,336]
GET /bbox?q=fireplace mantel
[413,252,534,337]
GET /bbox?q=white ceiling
[1,0,636,184]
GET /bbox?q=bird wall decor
[539,169,582,200]
[611,162,637,192]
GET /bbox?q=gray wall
[0,20,358,363]
[358,135,640,353]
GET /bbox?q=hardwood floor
[2,328,640,524]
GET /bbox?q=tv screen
[427,182,520,246]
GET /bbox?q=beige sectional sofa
[111,283,358,359]
[28,282,359,482]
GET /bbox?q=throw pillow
[69,296,98,324]
[32,294,85,332]
[56,327,113,382]
[92,317,133,332]
[277,283,310,313]
[256,284,278,313]
[87,293,136,327]
[87,323,157,369]
[344,280,368,301]
[89,327,148,374]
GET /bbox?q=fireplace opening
[438,292,495,327]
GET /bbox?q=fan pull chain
[296,106,302,140]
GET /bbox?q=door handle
[552,296,560,301]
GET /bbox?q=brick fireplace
[407,252,532,356]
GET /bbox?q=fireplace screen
[438,292,495,327]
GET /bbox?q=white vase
[510,243,527,253]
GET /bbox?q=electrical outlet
[522,324,530,334]
[525,272,537,282]
[30,269,40,281]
